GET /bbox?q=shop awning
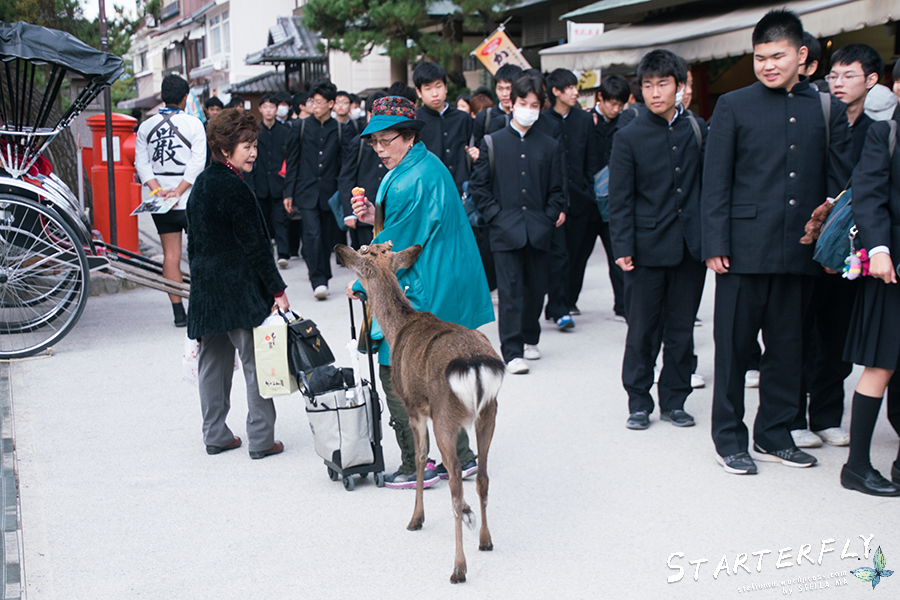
[540,0,900,72]
[117,93,162,110]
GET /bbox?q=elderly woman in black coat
[187,108,290,460]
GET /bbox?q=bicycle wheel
[0,195,90,358]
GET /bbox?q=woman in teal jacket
[348,96,494,489]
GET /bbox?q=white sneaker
[523,344,541,360]
[691,373,706,389]
[653,366,660,384]
[506,358,529,374]
[814,427,850,446]
[314,285,329,300]
[791,428,823,448]
[491,289,499,306]
[745,369,760,388]
[277,258,289,269]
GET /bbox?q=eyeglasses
[308,98,329,107]
[367,133,402,148]
[825,72,863,83]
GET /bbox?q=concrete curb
[0,363,23,600]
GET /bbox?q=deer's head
[335,242,423,287]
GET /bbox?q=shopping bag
[253,311,298,396]
[182,335,238,385]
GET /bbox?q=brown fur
[335,242,504,584]
[800,199,836,244]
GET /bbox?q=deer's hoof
[450,567,467,584]
[462,508,476,530]
[407,517,424,531]
[479,540,493,551]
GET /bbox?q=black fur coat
[186,161,286,339]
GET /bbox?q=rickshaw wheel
[0,195,90,358]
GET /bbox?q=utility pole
[98,0,118,246]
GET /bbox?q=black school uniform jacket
[469,124,566,253]
[533,107,601,217]
[417,104,473,195]
[701,78,854,275]
[283,116,351,210]
[593,108,620,170]
[608,109,707,267]
[471,106,511,150]
[851,121,900,263]
[248,119,289,198]
[337,132,387,220]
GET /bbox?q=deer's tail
[446,356,505,421]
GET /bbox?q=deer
[335,241,505,584]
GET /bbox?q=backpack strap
[484,134,495,180]
[504,114,511,127]
[890,120,897,157]
[819,92,831,155]
[483,106,492,136]
[686,112,702,152]
[357,137,365,167]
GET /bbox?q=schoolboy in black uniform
[283,79,352,300]
[591,75,631,320]
[414,62,473,195]
[471,64,524,152]
[470,75,566,374]
[337,91,388,249]
[702,9,854,474]
[791,43,884,449]
[608,50,707,431]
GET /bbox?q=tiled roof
[226,70,286,94]
[245,16,325,65]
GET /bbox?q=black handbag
[279,310,335,377]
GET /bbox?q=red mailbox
[85,113,141,252]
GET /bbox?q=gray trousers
[198,328,276,452]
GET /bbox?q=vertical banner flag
[473,25,532,75]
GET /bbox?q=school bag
[811,119,898,271]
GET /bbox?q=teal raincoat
[352,142,494,365]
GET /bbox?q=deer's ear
[334,244,360,270]
[392,245,423,271]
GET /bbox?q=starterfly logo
[851,546,893,590]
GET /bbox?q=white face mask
[276,105,289,118]
[675,87,684,107]
[350,107,364,120]
[513,106,540,128]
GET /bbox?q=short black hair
[349,93,361,105]
[456,93,471,105]
[292,92,308,114]
[204,96,224,109]
[336,90,350,101]
[473,86,494,101]
[413,62,447,89]
[274,91,291,105]
[630,79,644,104]
[893,61,900,81]
[831,43,884,79]
[637,49,687,85]
[752,9,804,49]
[546,68,578,101]
[494,64,524,85]
[259,93,277,107]
[387,81,417,103]
[161,74,190,105]
[599,74,631,103]
[309,79,337,103]
[802,32,821,66]
[226,95,244,109]
[366,90,388,113]
[510,75,546,107]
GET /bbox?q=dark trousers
[566,210,625,316]
[622,254,706,414]
[298,205,334,289]
[289,218,302,258]
[349,224,374,250]
[259,196,291,259]
[712,273,813,457]
[494,243,549,363]
[544,225,570,321]
[793,274,856,431]
[473,226,497,291]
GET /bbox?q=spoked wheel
[0,196,90,358]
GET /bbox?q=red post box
[85,113,141,252]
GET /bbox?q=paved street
[5,217,900,600]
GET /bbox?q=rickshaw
[1,20,189,359]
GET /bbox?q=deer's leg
[407,414,428,531]
[475,400,497,552]
[434,417,469,584]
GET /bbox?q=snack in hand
[352,187,366,199]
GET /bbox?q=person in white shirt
[135,75,207,326]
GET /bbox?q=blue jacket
[353,142,494,365]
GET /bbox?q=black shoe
[716,452,758,475]
[841,465,900,497]
[569,306,580,316]
[626,411,650,430]
[753,443,817,468]
[250,441,284,459]
[172,302,187,328]
[661,409,695,427]
[892,462,900,484]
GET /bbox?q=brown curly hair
[206,108,261,162]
